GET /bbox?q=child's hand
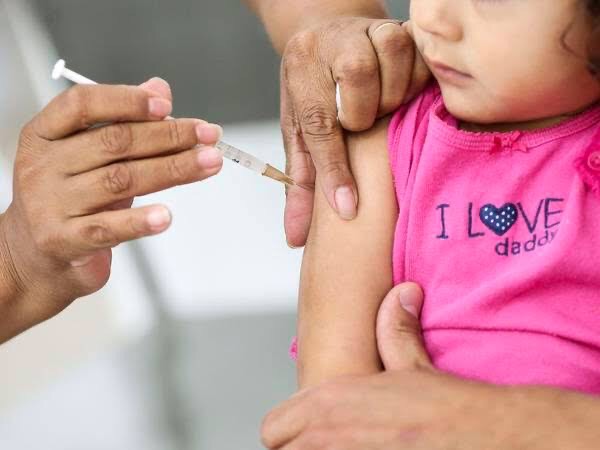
[0,78,223,339]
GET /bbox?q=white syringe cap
[52,59,66,80]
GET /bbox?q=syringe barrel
[215,141,267,174]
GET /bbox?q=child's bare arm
[297,118,398,388]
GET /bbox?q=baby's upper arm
[297,117,399,387]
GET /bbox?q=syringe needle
[261,164,314,191]
[52,59,299,189]
[263,164,296,187]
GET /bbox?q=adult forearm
[507,386,600,449]
[0,210,68,343]
[0,212,29,342]
[244,0,389,54]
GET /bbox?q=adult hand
[0,78,223,341]
[281,18,430,247]
[261,283,600,449]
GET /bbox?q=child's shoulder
[390,81,441,126]
[387,82,442,166]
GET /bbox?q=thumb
[376,282,432,371]
[139,77,173,101]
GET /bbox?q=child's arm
[297,118,398,388]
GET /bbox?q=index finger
[261,390,313,449]
[285,77,358,220]
[31,84,172,141]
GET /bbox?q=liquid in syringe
[51,59,296,188]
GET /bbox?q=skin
[0,78,224,343]
[295,0,600,392]
[409,0,600,130]
[262,284,600,449]
[295,119,395,388]
[245,0,431,246]
[0,0,420,343]
[266,0,600,447]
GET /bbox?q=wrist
[0,208,72,342]
[493,386,600,450]
[0,210,27,304]
[0,210,34,341]
[255,0,390,54]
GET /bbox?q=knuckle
[319,159,347,179]
[18,122,36,149]
[300,104,338,141]
[392,317,420,338]
[125,86,145,112]
[34,230,63,256]
[126,214,146,237]
[64,85,92,127]
[14,163,38,189]
[338,57,379,86]
[285,30,317,65]
[17,122,42,163]
[167,120,185,148]
[100,123,133,156]
[80,221,117,248]
[102,163,133,195]
[167,155,188,183]
[374,26,413,55]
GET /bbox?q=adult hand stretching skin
[0,78,223,343]
[261,283,600,449]
[245,0,431,246]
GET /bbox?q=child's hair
[585,0,600,76]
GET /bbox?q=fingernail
[397,285,423,318]
[148,97,172,118]
[196,147,223,169]
[196,123,223,144]
[334,186,357,220]
[287,241,300,250]
[140,77,171,94]
[146,206,172,231]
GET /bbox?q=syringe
[51,59,296,188]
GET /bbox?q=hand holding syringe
[52,59,297,188]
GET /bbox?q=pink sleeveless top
[388,84,600,394]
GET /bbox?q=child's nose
[412,0,463,42]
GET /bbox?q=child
[295,0,600,394]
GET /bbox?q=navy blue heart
[479,203,518,236]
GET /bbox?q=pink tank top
[388,84,600,394]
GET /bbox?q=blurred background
[0,1,408,448]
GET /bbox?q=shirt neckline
[428,95,600,153]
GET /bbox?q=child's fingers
[29,84,173,141]
[64,204,173,256]
[55,119,222,175]
[65,146,223,216]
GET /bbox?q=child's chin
[445,104,491,125]
[443,98,504,126]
